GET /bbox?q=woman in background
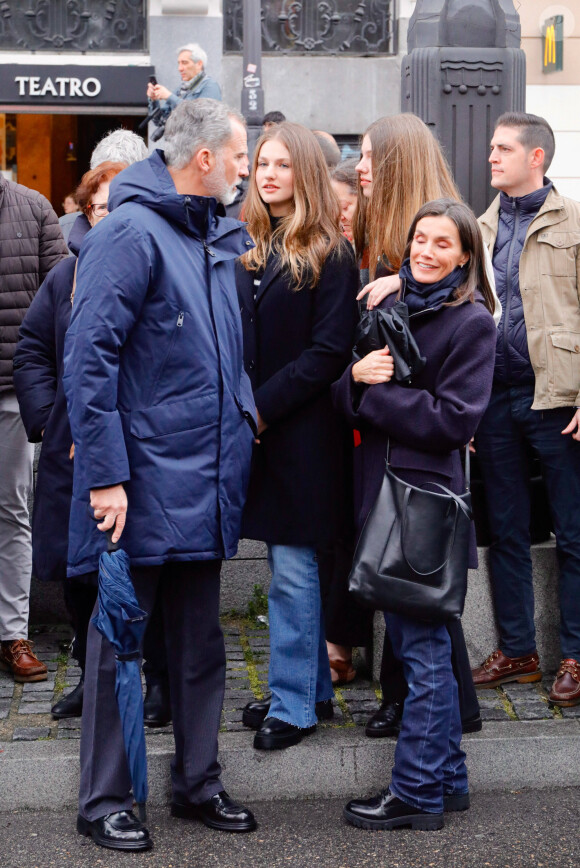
[331,158,358,244]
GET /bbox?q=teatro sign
[0,65,155,108]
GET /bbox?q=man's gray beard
[205,154,238,206]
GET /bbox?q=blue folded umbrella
[91,541,149,820]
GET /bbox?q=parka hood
[107,149,247,245]
[67,212,91,258]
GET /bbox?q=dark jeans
[385,612,467,813]
[477,383,580,659]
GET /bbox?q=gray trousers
[0,391,34,641]
[79,559,225,821]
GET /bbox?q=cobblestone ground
[1,620,579,745]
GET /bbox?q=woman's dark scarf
[399,258,466,315]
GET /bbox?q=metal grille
[224,0,395,55]
[0,0,147,52]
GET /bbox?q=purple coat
[332,294,496,563]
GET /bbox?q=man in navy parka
[63,100,258,850]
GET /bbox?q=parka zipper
[148,311,184,404]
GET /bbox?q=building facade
[0,2,578,211]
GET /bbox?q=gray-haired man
[65,99,254,851]
[146,42,222,140]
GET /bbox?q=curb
[2,720,579,812]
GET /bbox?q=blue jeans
[267,544,334,728]
[385,612,467,814]
[477,383,580,659]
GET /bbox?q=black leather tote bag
[353,301,426,386]
[348,448,472,622]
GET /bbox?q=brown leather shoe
[471,649,541,688]
[0,639,48,683]
[329,658,356,687]
[549,658,580,707]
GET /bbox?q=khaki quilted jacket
[479,186,580,410]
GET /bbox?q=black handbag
[348,447,472,622]
[352,300,426,386]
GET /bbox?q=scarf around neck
[180,71,205,98]
[399,258,466,314]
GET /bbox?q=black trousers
[79,559,225,821]
[63,576,168,681]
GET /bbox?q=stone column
[401,0,526,215]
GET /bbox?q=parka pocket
[548,331,580,400]
[537,232,580,277]
[130,393,218,439]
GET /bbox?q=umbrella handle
[88,506,120,553]
[106,527,120,553]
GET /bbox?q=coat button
[249,361,255,370]
[575,345,580,353]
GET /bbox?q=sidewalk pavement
[1,619,580,812]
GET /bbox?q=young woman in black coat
[334,199,497,829]
[236,122,359,750]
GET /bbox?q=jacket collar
[255,254,283,305]
[499,179,552,217]
[480,184,568,242]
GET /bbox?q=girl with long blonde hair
[237,122,359,750]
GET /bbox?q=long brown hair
[241,122,343,289]
[353,114,461,278]
[403,199,495,316]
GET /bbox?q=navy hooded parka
[13,214,90,583]
[63,150,256,576]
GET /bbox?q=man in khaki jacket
[472,112,580,706]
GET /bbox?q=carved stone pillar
[401,0,526,215]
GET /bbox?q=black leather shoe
[242,697,334,729]
[365,700,403,738]
[443,792,470,812]
[254,716,316,750]
[76,810,152,851]
[242,697,270,729]
[344,790,444,831]
[51,677,84,719]
[462,713,482,734]
[143,681,171,728]
[171,790,257,832]
[315,699,334,721]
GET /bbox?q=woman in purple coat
[334,200,496,830]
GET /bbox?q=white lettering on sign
[243,73,261,89]
[29,77,41,96]
[13,75,103,99]
[40,78,58,97]
[82,78,101,97]
[69,78,82,97]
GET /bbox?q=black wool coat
[236,237,359,545]
[332,293,497,548]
